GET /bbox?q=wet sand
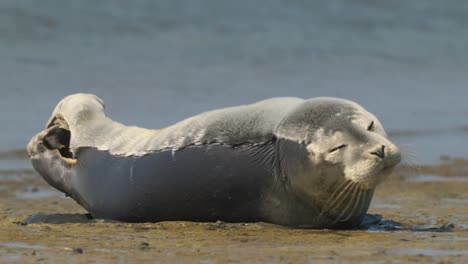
[0,158,467,263]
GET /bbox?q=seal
[27,93,401,228]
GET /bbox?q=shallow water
[405,174,468,183]
[15,187,61,200]
[1,0,468,164]
[1,242,47,250]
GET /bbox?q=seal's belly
[71,144,274,222]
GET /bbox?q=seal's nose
[370,145,385,159]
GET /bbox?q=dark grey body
[71,144,273,223]
[32,138,372,228]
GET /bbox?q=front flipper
[43,127,70,150]
[35,116,77,165]
[359,213,383,228]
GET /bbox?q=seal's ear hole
[43,127,74,159]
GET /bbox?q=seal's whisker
[325,181,355,214]
[400,157,423,175]
[400,151,419,165]
[356,188,368,216]
[335,183,360,222]
[318,180,351,212]
[342,188,363,222]
[328,180,354,206]
[317,182,352,219]
[365,189,374,213]
[347,184,362,220]
[327,179,352,199]
[396,143,422,168]
[327,182,358,220]
[355,187,368,217]
[329,187,354,224]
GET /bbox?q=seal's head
[279,97,401,190]
[276,97,401,227]
[305,98,401,189]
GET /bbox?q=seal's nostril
[370,145,385,159]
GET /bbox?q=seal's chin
[345,161,396,189]
[314,178,375,228]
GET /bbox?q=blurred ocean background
[1,0,467,168]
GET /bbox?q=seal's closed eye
[328,144,348,153]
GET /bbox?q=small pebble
[214,220,226,228]
[139,242,150,250]
[72,248,83,254]
[40,226,51,231]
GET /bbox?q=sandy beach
[1,1,467,263]
[1,152,467,263]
